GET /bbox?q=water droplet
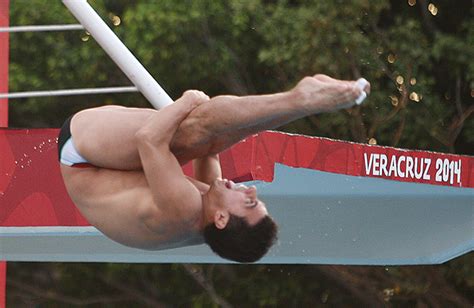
[324,233,328,237]
[352,237,358,242]
[14,161,17,164]
[301,249,305,253]
[33,146,37,150]
[339,228,343,232]
[297,234,302,239]
[326,206,330,210]
[48,139,51,143]
[337,200,342,204]
[289,241,293,245]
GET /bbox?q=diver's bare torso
[60,164,204,250]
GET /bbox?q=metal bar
[62,0,173,109]
[0,0,8,306]
[0,86,138,99]
[0,24,84,33]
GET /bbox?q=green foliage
[8,0,472,153]
[8,260,473,307]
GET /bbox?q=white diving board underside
[1,164,473,265]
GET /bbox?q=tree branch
[100,276,170,308]
[314,266,385,306]
[183,264,233,308]
[348,106,368,142]
[392,111,406,147]
[448,104,474,150]
[7,278,133,306]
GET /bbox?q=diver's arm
[193,154,222,185]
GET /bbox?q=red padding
[0,129,472,227]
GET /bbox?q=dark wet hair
[203,214,278,263]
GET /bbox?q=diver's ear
[214,210,229,230]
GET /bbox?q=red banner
[1,129,473,228]
[250,132,474,188]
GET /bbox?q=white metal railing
[0,86,138,99]
[0,24,84,33]
[1,0,175,108]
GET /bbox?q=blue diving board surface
[1,164,472,264]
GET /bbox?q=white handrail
[62,0,173,109]
[0,86,138,99]
[0,24,85,33]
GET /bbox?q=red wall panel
[1,129,472,228]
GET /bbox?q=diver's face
[207,179,268,225]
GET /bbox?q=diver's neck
[198,192,214,232]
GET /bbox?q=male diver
[58,74,370,262]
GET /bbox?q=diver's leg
[170,74,368,161]
[70,74,368,169]
[70,105,157,170]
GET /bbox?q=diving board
[1,129,472,264]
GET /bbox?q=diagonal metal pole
[62,0,173,109]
